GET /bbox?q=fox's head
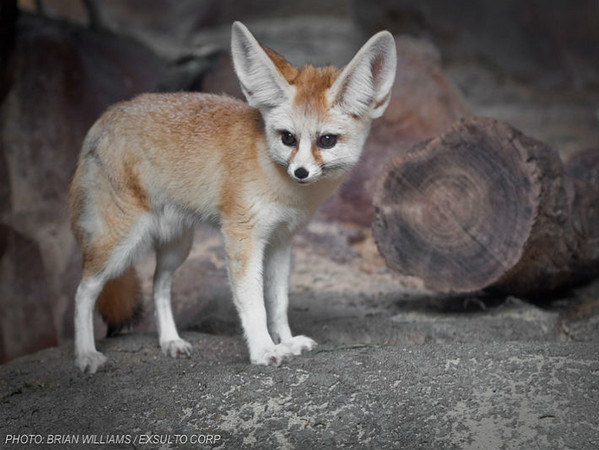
[231,22,396,185]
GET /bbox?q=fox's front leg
[264,239,317,354]
[223,224,304,366]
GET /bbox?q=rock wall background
[1,0,597,363]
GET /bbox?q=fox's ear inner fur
[231,22,294,109]
[329,31,397,119]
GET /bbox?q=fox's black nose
[294,167,309,180]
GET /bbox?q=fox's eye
[317,134,337,149]
[281,131,297,147]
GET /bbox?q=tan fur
[263,47,339,116]
[291,65,339,115]
[263,47,300,82]
[311,142,324,166]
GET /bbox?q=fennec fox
[70,22,396,373]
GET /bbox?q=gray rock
[0,225,57,361]
[1,338,597,449]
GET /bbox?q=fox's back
[71,93,269,220]
[110,92,264,149]
[83,92,264,174]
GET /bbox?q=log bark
[372,117,599,295]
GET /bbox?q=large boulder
[0,12,164,363]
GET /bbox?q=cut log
[372,117,599,295]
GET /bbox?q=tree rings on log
[372,117,599,295]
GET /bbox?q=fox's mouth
[295,178,316,185]
[290,174,319,185]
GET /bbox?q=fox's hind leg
[74,273,110,373]
[73,210,152,373]
[153,229,194,358]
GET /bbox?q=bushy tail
[96,267,144,337]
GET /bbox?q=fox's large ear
[329,31,397,119]
[231,22,293,109]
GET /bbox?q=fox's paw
[161,339,192,358]
[282,335,317,355]
[251,345,291,367]
[76,351,109,374]
[251,337,317,367]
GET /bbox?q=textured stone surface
[1,338,598,449]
